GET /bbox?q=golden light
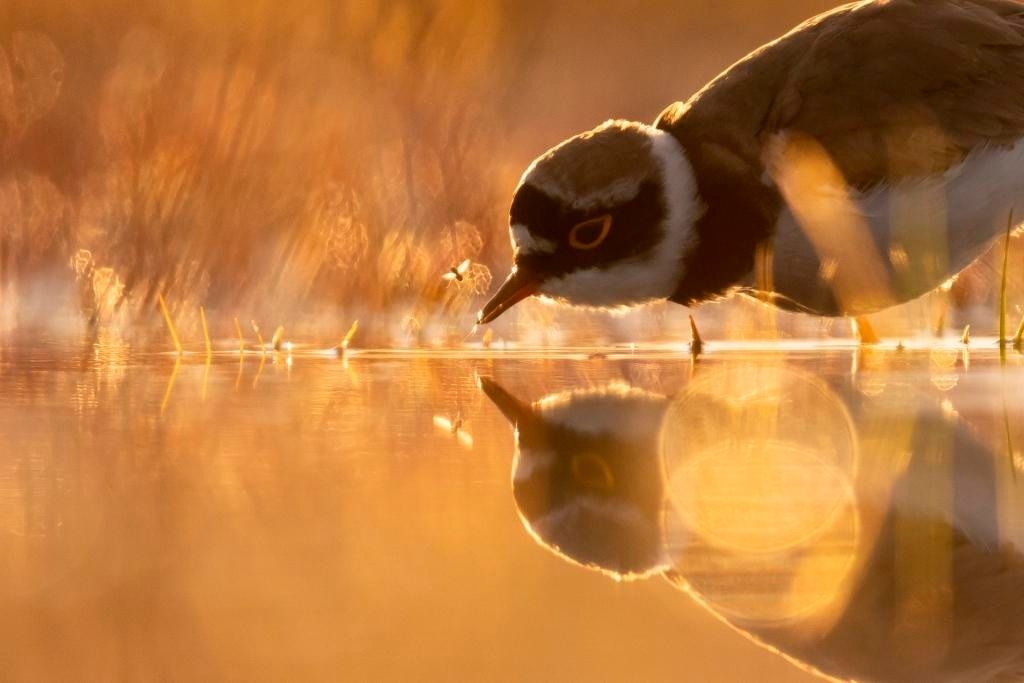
[769,133,895,315]
[661,364,861,627]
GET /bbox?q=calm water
[0,339,1022,681]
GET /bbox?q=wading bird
[478,0,1024,324]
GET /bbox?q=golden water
[0,339,1022,681]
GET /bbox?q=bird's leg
[853,316,880,345]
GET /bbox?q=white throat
[539,127,703,309]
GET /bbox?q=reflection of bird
[478,0,1024,324]
[479,377,672,579]
[432,412,474,449]
[666,411,1024,683]
[482,366,1024,682]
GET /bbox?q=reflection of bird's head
[480,377,672,579]
[477,120,701,324]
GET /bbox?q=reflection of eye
[569,214,613,250]
[571,452,615,492]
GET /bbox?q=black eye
[569,214,612,250]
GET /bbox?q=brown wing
[656,0,1024,305]
[762,0,1024,189]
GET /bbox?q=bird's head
[478,119,701,324]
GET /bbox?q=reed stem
[200,306,212,359]
[157,294,182,355]
[342,320,359,349]
[234,317,245,353]
[999,211,1014,348]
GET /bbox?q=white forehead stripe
[511,223,557,255]
[571,178,643,211]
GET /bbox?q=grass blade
[200,306,212,359]
[1000,210,1014,350]
[157,294,182,355]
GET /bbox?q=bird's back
[659,0,1024,315]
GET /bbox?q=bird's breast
[758,139,1024,316]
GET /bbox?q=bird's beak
[477,266,540,324]
[478,376,537,431]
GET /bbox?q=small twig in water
[342,320,359,349]
[335,320,360,357]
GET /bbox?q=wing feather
[660,0,1024,190]
[764,0,1024,188]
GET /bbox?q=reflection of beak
[477,266,539,324]
[478,376,537,431]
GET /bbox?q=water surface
[0,340,1021,681]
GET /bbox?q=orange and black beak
[476,266,540,324]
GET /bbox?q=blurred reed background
[0,0,1019,346]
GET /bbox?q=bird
[481,367,1024,682]
[478,0,1024,325]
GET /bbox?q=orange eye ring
[571,452,615,492]
[569,214,613,250]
